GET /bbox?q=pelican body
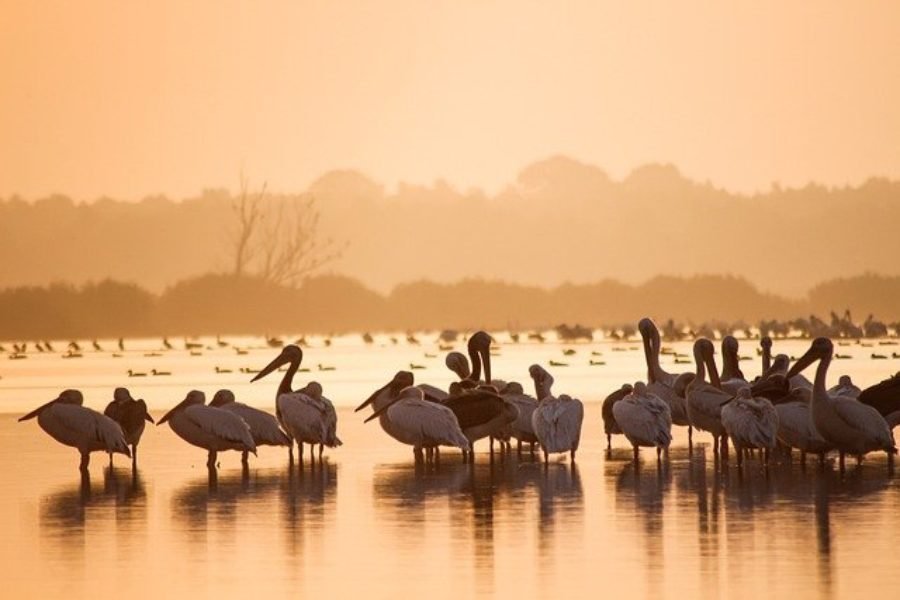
[529,364,584,462]
[357,371,470,462]
[158,390,256,468]
[720,387,778,465]
[20,389,130,471]
[787,338,895,468]
[210,389,291,464]
[103,387,154,466]
[601,384,632,449]
[251,345,341,462]
[639,318,691,430]
[612,382,672,461]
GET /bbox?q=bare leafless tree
[230,177,343,286]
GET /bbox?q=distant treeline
[1,273,898,339]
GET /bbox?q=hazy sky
[2,1,898,200]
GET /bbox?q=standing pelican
[157,390,256,468]
[529,364,584,462]
[19,389,130,471]
[639,318,692,439]
[496,381,539,454]
[250,345,341,462]
[356,371,470,462]
[612,382,672,461]
[685,339,732,456]
[787,338,896,469]
[774,388,833,464]
[720,387,778,466]
[209,389,291,464]
[720,336,748,395]
[103,387,154,467]
[601,383,632,450]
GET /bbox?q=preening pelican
[601,384,632,450]
[103,387,154,467]
[356,371,470,462]
[685,339,732,456]
[209,389,291,464]
[720,336,748,395]
[157,390,256,468]
[828,375,861,399]
[529,364,584,462]
[787,338,896,469]
[639,318,691,435]
[496,381,539,453]
[251,345,341,462]
[19,389,130,471]
[612,382,672,461]
[720,387,778,466]
[774,388,833,463]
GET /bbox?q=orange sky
[1,1,898,200]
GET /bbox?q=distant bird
[720,387,778,466]
[251,345,341,462]
[215,366,232,374]
[151,368,171,376]
[118,338,125,351]
[103,387,154,467]
[529,364,584,462]
[92,339,103,352]
[612,382,672,461]
[158,390,256,468]
[601,383,633,450]
[787,338,895,470]
[410,363,426,370]
[209,389,291,464]
[127,369,147,377]
[68,341,81,352]
[19,389,130,471]
[362,332,374,344]
[217,335,229,348]
[163,337,173,350]
[317,364,335,372]
[357,372,470,462]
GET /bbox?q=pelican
[639,318,692,438]
[250,345,341,462]
[157,390,256,468]
[601,383,632,450]
[356,372,470,462]
[787,337,895,469]
[103,387,154,466]
[529,364,584,462]
[685,338,732,456]
[612,382,672,461]
[720,336,748,395]
[858,372,900,428]
[19,389,130,471]
[720,387,778,466]
[209,389,291,464]
[828,375,861,399]
[496,381,539,454]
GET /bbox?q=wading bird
[529,364,584,462]
[612,382,672,461]
[209,389,291,464]
[157,390,256,468]
[685,338,732,456]
[720,387,778,466]
[19,389,130,472]
[251,345,341,462]
[103,387,154,467]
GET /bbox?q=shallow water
[2,334,899,599]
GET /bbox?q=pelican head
[445,352,471,379]
[364,386,422,424]
[18,389,84,422]
[355,371,414,415]
[301,381,323,399]
[760,336,773,351]
[528,364,554,399]
[251,345,303,382]
[838,375,853,386]
[787,337,833,379]
[158,390,206,425]
[771,354,790,373]
[467,331,493,383]
[632,381,647,395]
[672,372,695,397]
[209,389,236,407]
[737,386,753,399]
[723,336,739,355]
[113,387,132,403]
[638,318,657,339]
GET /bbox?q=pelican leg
[517,440,522,456]
[299,442,304,463]
[434,447,441,465]
[490,437,495,455]
[425,447,433,462]
[855,454,864,466]
[414,447,424,463]
[319,443,324,460]
[241,450,249,466]
[570,448,577,462]
[543,450,549,463]
[688,426,693,449]
[607,434,612,451]
[288,444,294,464]
[132,444,138,468]
[633,445,639,462]
[839,452,845,473]
[736,446,744,468]
[80,452,90,472]
[108,452,113,467]
[657,446,662,462]
[530,442,536,455]
[207,450,217,469]
[713,435,719,456]
[817,451,826,469]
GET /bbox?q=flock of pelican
[16,319,900,474]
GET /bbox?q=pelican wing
[503,393,538,434]
[859,375,900,418]
[54,404,130,455]
[721,398,778,448]
[225,402,291,446]
[444,391,505,429]
[387,398,470,449]
[613,396,671,447]
[277,392,340,447]
[417,383,449,402]
[184,405,255,451]
[831,398,895,450]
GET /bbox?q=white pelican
[612,382,672,461]
[719,336,748,395]
[685,338,732,456]
[828,375,861,399]
[20,389,130,471]
[356,371,470,462]
[209,389,292,464]
[720,387,778,466]
[529,364,584,462]
[774,388,833,463]
[639,318,691,437]
[157,390,256,468]
[251,345,341,461]
[787,337,896,469]
[103,387,154,467]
